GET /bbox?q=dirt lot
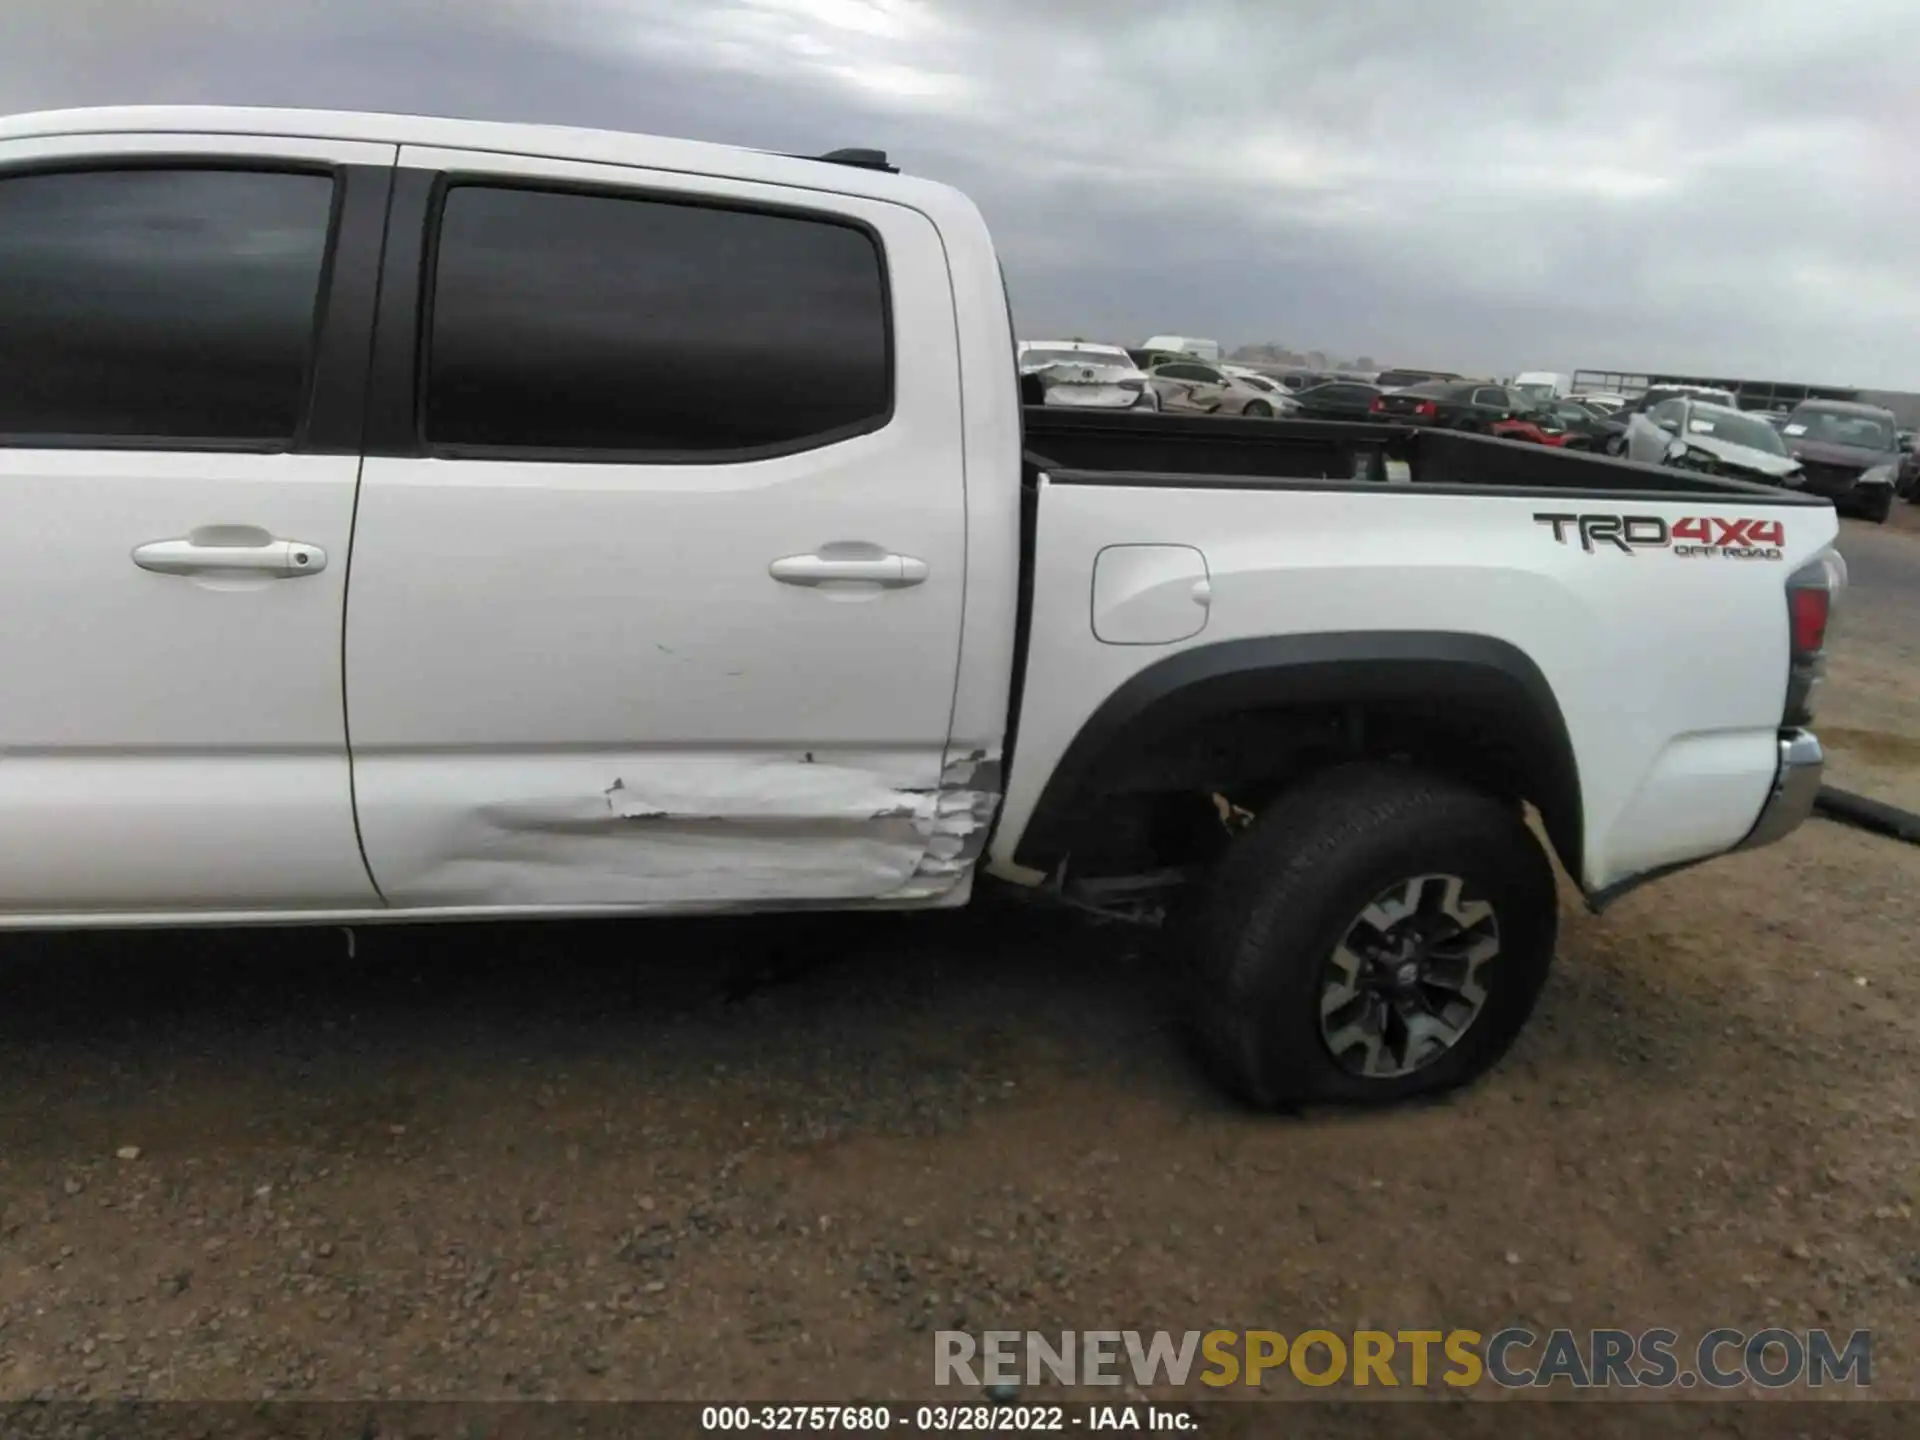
[2,517,1919,1410]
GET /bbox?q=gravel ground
[2,516,1918,1409]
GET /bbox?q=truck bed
[993,402,1842,900]
[1020,406,1831,503]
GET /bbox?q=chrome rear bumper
[1736,729,1825,852]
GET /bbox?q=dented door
[341,147,969,909]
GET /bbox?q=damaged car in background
[1778,400,1902,523]
[1624,397,1804,486]
[1018,340,1159,411]
[1147,359,1291,418]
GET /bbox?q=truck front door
[342,149,970,909]
[0,134,391,914]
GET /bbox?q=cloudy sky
[4,0,1917,386]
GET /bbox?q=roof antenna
[815,147,899,173]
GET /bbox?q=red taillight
[1369,397,1386,414]
[1789,585,1829,657]
[1782,556,1841,727]
[1417,400,1437,418]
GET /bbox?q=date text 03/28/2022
[700,1405,1189,1432]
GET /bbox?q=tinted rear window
[425,184,891,457]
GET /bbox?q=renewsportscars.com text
[935,1327,1871,1390]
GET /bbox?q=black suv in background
[1370,379,1528,431]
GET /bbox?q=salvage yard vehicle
[1148,361,1286,418]
[1510,371,1574,405]
[1599,385,1738,454]
[1018,341,1159,412]
[0,105,1846,1110]
[1371,379,1529,433]
[1286,380,1384,421]
[1624,399,1805,486]
[1222,367,1301,414]
[1139,334,1221,363]
[1779,400,1903,523]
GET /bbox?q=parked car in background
[1897,431,1919,501]
[1374,367,1462,390]
[1569,391,1628,414]
[1779,401,1903,522]
[1598,385,1738,454]
[1369,380,1528,432]
[1289,380,1385,420]
[1624,399,1804,486]
[1223,366,1302,414]
[1534,398,1612,449]
[1018,340,1158,411]
[1490,412,1576,447]
[1139,334,1221,363]
[1511,371,1574,406]
[1148,360,1287,417]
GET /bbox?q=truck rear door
[342,148,970,908]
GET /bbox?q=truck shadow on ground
[0,894,1743,1142]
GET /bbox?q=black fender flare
[1010,631,1585,882]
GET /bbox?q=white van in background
[1140,334,1222,363]
[1512,371,1573,405]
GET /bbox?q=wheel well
[1009,636,1585,886]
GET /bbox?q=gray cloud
[2,0,1916,384]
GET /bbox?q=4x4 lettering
[1673,517,1712,544]
[1712,517,1757,547]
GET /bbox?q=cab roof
[0,105,950,209]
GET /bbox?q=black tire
[1602,433,1626,456]
[1244,400,1273,418]
[1860,487,1894,524]
[1184,763,1558,1110]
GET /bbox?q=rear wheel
[1245,400,1273,418]
[1603,433,1626,456]
[1184,764,1558,1109]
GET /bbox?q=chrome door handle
[769,553,929,588]
[132,536,329,578]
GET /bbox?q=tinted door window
[0,167,335,445]
[1156,364,1206,381]
[1470,388,1509,409]
[426,184,891,457]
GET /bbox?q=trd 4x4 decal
[1533,512,1785,560]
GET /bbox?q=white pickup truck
[0,106,1845,1108]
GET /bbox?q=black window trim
[0,155,379,456]
[401,170,898,467]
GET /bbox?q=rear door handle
[132,536,328,578]
[769,553,929,588]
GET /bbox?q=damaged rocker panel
[357,747,1005,910]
